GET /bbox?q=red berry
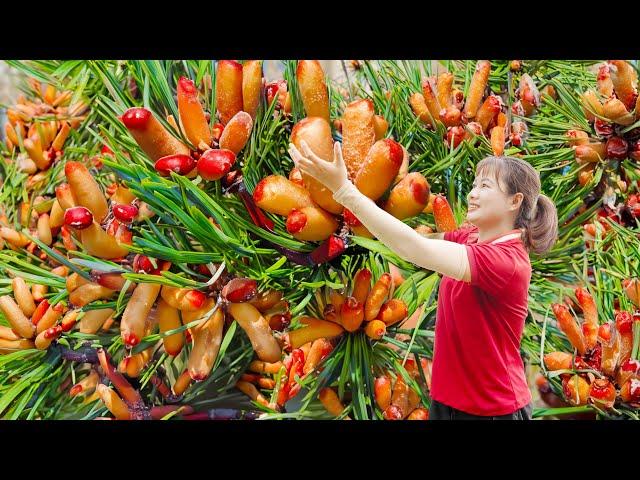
[112,204,138,223]
[510,133,522,146]
[315,236,345,262]
[154,154,196,176]
[615,311,633,335]
[196,264,211,276]
[197,149,236,181]
[485,95,503,113]
[629,140,640,161]
[178,76,197,95]
[589,378,615,403]
[132,254,154,273]
[222,278,257,303]
[123,332,139,347]
[101,145,114,156]
[511,101,525,116]
[44,326,62,339]
[466,122,483,137]
[594,119,614,137]
[121,108,152,130]
[265,82,280,105]
[267,80,288,109]
[268,313,291,331]
[453,90,464,107]
[605,136,628,159]
[621,359,640,374]
[343,208,362,227]
[446,126,465,149]
[69,385,83,397]
[383,405,403,420]
[286,209,307,234]
[597,64,610,81]
[63,207,93,230]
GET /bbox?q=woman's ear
[510,192,524,211]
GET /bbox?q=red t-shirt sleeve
[443,226,476,244]
[465,242,518,296]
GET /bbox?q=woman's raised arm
[290,141,470,281]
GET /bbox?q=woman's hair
[475,155,558,255]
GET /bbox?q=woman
[289,140,558,420]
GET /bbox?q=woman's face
[466,171,516,228]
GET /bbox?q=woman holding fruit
[289,141,558,420]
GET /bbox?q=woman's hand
[288,140,350,194]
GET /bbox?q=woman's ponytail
[522,194,558,255]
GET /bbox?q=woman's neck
[477,222,520,244]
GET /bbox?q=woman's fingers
[289,144,323,175]
[301,162,326,183]
[288,144,302,166]
[288,143,302,159]
[299,140,325,164]
[291,154,315,173]
[290,141,334,172]
[333,141,346,171]
[289,142,340,189]
[289,143,314,170]
[299,140,313,157]
[299,158,321,177]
